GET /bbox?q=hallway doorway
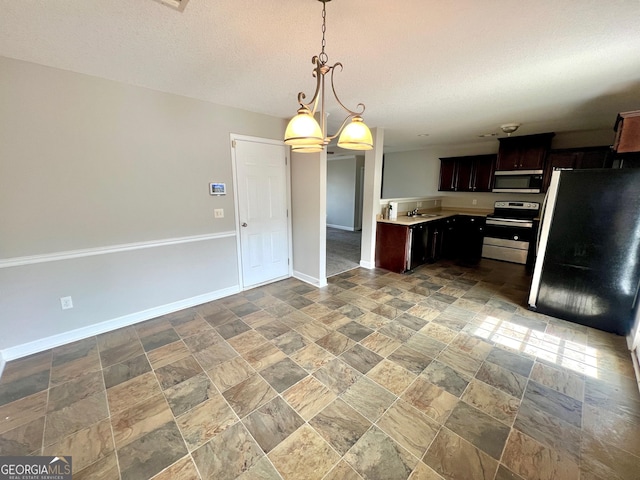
[326,227,361,277]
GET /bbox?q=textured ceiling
[2,0,640,152]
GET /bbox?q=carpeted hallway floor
[326,227,362,277]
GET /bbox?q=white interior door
[233,137,290,289]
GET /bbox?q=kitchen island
[376,208,491,273]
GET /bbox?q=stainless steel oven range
[482,201,540,265]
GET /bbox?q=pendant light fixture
[500,123,521,137]
[284,0,373,153]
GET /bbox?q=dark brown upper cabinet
[496,133,554,171]
[471,154,497,191]
[438,154,496,192]
[439,157,458,191]
[613,110,640,153]
[541,146,612,191]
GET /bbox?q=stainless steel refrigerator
[528,168,640,335]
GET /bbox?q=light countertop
[377,208,492,226]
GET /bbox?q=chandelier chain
[283,0,372,151]
[319,1,328,64]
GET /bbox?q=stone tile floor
[1,259,639,480]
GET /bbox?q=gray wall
[0,56,285,358]
[291,151,326,287]
[327,157,357,230]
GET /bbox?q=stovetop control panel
[492,201,540,220]
[494,201,540,210]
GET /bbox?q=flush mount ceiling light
[500,123,521,136]
[284,0,373,153]
[151,0,189,11]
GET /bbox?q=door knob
[242,222,248,227]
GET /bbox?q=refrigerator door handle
[528,170,562,308]
[536,191,549,255]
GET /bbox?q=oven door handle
[486,219,533,228]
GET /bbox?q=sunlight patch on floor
[474,316,599,378]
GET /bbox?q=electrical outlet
[214,208,224,218]
[472,199,477,205]
[60,296,73,310]
[417,201,423,207]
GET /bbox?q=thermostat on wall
[209,183,226,195]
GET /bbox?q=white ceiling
[2,0,640,152]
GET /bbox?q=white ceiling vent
[152,0,189,12]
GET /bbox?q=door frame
[355,164,365,231]
[230,134,293,291]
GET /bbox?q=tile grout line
[5,261,640,479]
[165,309,233,480]
[39,350,54,457]
[95,333,122,480]
[168,307,253,477]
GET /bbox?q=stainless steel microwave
[492,170,543,193]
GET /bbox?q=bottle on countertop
[388,202,398,221]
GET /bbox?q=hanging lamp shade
[285,1,373,153]
[291,143,324,153]
[337,116,373,150]
[284,106,323,146]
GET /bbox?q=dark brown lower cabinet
[441,215,485,264]
[375,223,410,273]
[456,215,486,265]
[375,222,441,273]
[409,223,431,270]
[375,216,485,273]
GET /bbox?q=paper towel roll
[389,202,398,220]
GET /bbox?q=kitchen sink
[407,213,440,218]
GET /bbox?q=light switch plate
[214,208,224,218]
[60,296,73,310]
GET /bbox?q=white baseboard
[293,270,328,288]
[359,260,375,269]
[632,350,640,395]
[0,352,5,380]
[327,224,355,232]
[0,285,241,362]
[243,274,290,291]
[327,265,361,278]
